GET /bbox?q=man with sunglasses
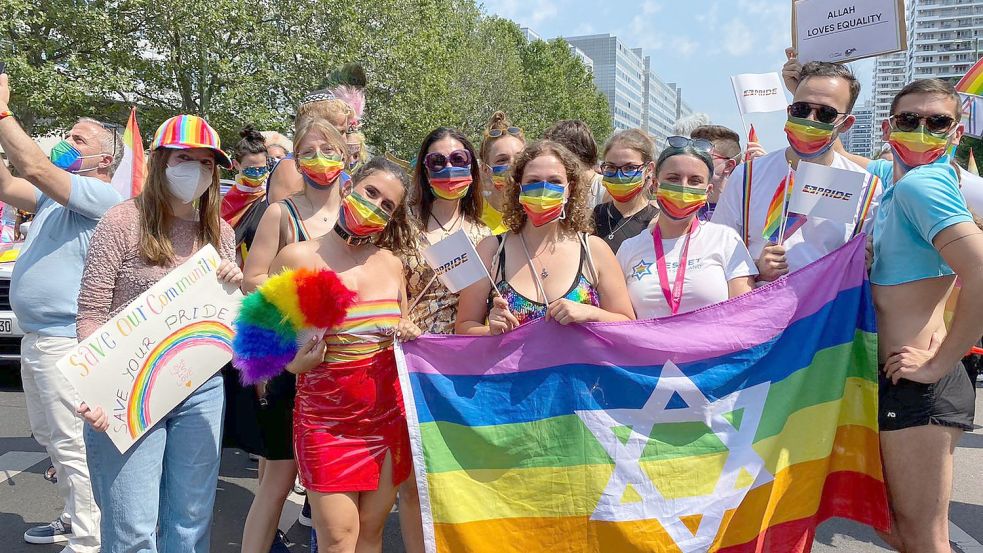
[0,71,122,552]
[863,78,983,553]
[712,61,877,282]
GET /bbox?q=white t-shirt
[712,149,880,273]
[958,167,983,216]
[617,221,758,319]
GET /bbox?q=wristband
[0,110,12,121]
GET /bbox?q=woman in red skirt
[271,156,421,552]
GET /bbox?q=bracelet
[0,110,12,121]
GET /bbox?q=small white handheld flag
[788,161,868,225]
[731,73,788,114]
[421,230,489,293]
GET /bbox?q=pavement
[1,369,981,553]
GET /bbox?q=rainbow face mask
[655,182,708,220]
[236,165,269,190]
[428,166,473,200]
[335,190,391,244]
[490,164,510,190]
[518,181,566,227]
[784,116,837,158]
[298,152,344,189]
[888,127,950,168]
[49,140,100,174]
[602,169,645,202]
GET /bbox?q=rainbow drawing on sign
[127,321,234,438]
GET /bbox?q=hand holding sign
[789,161,871,225]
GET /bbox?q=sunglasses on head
[788,102,847,125]
[485,127,522,138]
[424,149,472,173]
[889,112,957,135]
[666,136,713,152]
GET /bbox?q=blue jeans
[85,375,224,553]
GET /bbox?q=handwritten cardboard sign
[58,245,241,453]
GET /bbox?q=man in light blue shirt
[870,79,983,553]
[0,71,121,552]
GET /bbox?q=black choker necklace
[333,223,373,246]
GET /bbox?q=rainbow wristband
[0,110,12,121]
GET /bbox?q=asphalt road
[1,371,981,553]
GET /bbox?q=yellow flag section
[397,237,889,553]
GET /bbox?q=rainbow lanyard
[652,218,698,316]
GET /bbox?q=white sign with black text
[730,73,788,114]
[421,230,489,293]
[788,161,868,224]
[793,0,906,64]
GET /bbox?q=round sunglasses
[424,149,472,173]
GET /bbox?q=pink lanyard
[652,218,698,315]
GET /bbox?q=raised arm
[0,157,38,212]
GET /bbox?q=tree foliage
[1,0,611,158]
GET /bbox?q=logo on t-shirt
[630,260,653,281]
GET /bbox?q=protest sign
[421,229,489,293]
[57,245,241,453]
[731,73,788,114]
[793,0,906,64]
[788,161,868,224]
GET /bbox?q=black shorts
[879,361,976,432]
[255,371,297,460]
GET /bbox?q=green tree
[956,135,982,174]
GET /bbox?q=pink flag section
[110,107,145,198]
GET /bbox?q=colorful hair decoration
[333,85,366,130]
[232,268,356,383]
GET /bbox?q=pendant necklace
[606,203,641,240]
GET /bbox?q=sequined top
[402,222,490,334]
[76,200,236,341]
[323,298,401,363]
[491,235,600,326]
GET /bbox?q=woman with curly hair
[455,141,634,335]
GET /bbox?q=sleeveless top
[281,197,312,244]
[491,234,600,326]
[323,298,402,364]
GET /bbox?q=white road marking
[0,451,48,485]
[951,520,983,553]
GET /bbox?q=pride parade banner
[58,245,241,453]
[396,236,888,553]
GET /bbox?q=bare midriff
[873,275,955,363]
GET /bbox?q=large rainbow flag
[397,236,888,553]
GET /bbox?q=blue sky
[481,0,875,152]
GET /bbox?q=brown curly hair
[502,140,594,235]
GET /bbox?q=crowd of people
[0,44,981,553]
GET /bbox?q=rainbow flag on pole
[397,236,888,553]
[110,106,145,198]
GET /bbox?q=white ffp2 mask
[165,161,213,203]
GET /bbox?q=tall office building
[870,0,982,151]
[564,34,646,131]
[564,34,691,137]
[841,100,876,157]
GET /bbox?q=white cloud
[723,20,754,57]
[641,0,662,15]
[480,0,557,26]
[528,0,558,25]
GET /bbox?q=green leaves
[2,0,611,158]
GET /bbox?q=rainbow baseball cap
[150,114,233,169]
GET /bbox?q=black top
[592,202,659,254]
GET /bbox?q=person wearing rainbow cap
[0,70,122,551]
[865,79,983,553]
[712,58,880,283]
[75,114,243,553]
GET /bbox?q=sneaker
[297,498,312,527]
[270,529,291,553]
[24,518,72,544]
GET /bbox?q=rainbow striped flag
[110,107,145,198]
[761,173,806,243]
[955,56,983,96]
[397,236,888,553]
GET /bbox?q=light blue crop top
[870,161,972,285]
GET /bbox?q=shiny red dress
[293,299,412,493]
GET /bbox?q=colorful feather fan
[232,268,356,383]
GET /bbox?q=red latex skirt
[293,349,412,493]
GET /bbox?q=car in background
[0,258,24,365]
